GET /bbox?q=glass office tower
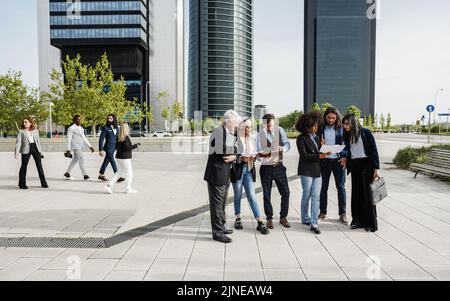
[188,0,253,119]
[304,0,376,117]
[49,0,150,105]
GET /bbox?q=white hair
[223,110,242,125]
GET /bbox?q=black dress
[345,129,380,232]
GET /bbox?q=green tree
[346,105,362,118]
[367,114,373,129]
[386,113,392,132]
[0,70,48,134]
[279,110,303,132]
[311,103,321,112]
[380,113,386,131]
[43,53,147,137]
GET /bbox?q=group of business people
[14,114,139,194]
[204,108,380,244]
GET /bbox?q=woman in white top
[231,118,270,235]
[15,117,48,190]
[343,114,381,232]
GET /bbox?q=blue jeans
[320,159,347,215]
[301,176,322,227]
[99,151,118,175]
[232,166,262,219]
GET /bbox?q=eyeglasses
[343,122,351,126]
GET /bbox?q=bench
[410,148,450,179]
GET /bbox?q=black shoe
[98,175,108,182]
[234,218,243,230]
[213,235,232,244]
[117,177,125,183]
[19,186,28,190]
[257,222,270,235]
[64,172,71,179]
[365,228,377,233]
[41,184,49,189]
[84,175,90,181]
[223,229,234,235]
[351,224,359,230]
[311,226,321,235]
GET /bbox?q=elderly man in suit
[64,115,95,181]
[204,110,241,244]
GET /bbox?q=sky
[1,0,450,124]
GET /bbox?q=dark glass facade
[49,0,150,105]
[188,0,253,119]
[304,0,376,117]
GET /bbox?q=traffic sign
[427,105,435,113]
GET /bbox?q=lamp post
[49,102,54,139]
[146,81,151,135]
[434,88,444,125]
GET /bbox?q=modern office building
[38,0,185,130]
[188,0,254,119]
[304,0,376,117]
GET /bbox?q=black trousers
[19,143,47,188]
[350,158,378,231]
[260,164,290,221]
[207,182,230,237]
[320,159,347,216]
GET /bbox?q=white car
[152,131,172,138]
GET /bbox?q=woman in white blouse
[15,117,48,190]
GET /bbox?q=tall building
[304,0,376,117]
[188,0,254,119]
[37,0,61,93]
[38,0,185,130]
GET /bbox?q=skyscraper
[304,0,376,117]
[49,0,150,104]
[38,0,185,130]
[188,0,254,119]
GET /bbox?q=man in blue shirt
[317,107,349,224]
[256,114,292,229]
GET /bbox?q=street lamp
[434,88,444,124]
[146,81,151,135]
[49,102,54,139]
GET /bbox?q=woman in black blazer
[296,112,332,234]
[342,114,381,233]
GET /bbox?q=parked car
[152,131,172,138]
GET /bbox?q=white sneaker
[105,185,113,194]
[126,188,138,194]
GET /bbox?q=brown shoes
[318,213,327,220]
[266,220,274,229]
[280,218,291,228]
[339,214,349,225]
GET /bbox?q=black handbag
[370,177,387,206]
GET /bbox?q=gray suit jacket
[15,130,42,156]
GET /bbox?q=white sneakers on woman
[104,185,138,194]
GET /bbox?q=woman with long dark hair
[14,117,48,189]
[342,114,381,232]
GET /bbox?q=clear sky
[1,0,450,124]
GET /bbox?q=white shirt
[351,137,367,159]
[324,126,338,159]
[26,131,34,144]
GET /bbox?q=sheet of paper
[320,145,345,154]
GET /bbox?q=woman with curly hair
[295,112,332,234]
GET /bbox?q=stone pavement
[0,135,449,281]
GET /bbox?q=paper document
[320,145,345,154]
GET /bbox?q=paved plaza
[0,134,449,281]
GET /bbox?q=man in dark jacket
[204,110,241,244]
[317,107,350,224]
[98,114,124,182]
